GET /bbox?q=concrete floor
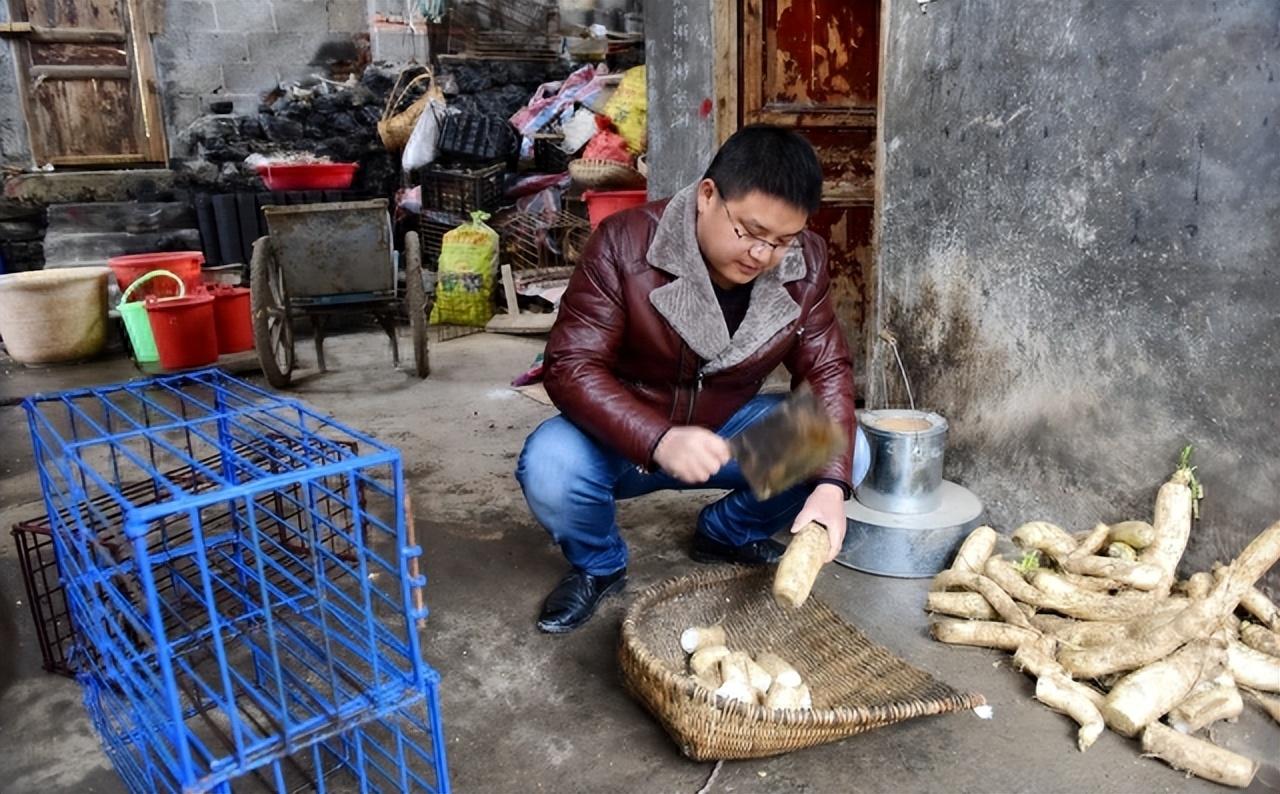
[0,330,1276,794]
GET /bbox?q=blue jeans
[516,394,871,575]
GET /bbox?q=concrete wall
[871,0,1280,591]
[0,4,32,167]
[153,0,372,147]
[643,0,716,198]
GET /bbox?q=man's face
[694,178,809,289]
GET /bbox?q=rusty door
[5,0,166,166]
[736,0,880,373]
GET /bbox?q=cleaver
[729,384,848,500]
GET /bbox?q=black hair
[702,124,823,215]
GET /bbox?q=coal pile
[172,60,571,198]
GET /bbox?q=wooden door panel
[23,0,123,29]
[12,0,166,165]
[805,127,875,201]
[765,0,879,108]
[29,41,128,66]
[810,204,874,354]
[31,78,140,158]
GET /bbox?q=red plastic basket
[256,162,359,191]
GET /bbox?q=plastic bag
[402,98,447,172]
[602,66,647,154]
[560,107,600,153]
[430,211,498,328]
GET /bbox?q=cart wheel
[250,237,295,388]
[405,231,430,379]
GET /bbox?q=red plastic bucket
[145,292,219,370]
[110,252,204,298]
[211,286,253,354]
[583,189,648,229]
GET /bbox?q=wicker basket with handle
[619,565,986,760]
[378,71,440,153]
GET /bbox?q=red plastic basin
[109,252,204,298]
[257,162,359,191]
[583,189,648,229]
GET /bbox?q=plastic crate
[532,134,573,174]
[420,161,504,215]
[438,113,517,162]
[24,369,449,794]
[11,439,363,679]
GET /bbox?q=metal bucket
[855,409,948,515]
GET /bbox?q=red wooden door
[739,0,880,373]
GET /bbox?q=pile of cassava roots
[927,448,1280,787]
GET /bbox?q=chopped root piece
[1241,687,1280,724]
[1214,563,1280,631]
[949,525,998,574]
[1107,542,1138,561]
[755,652,802,689]
[1226,639,1280,693]
[1108,520,1156,550]
[1061,520,1280,678]
[926,591,999,620]
[1168,673,1243,734]
[986,557,1161,622]
[931,569,1033,629]
[1064,555,1163,590]
[690,645,731,679]
[735,652,773,694]
[929,618,1039,651]
[681,625,727,654]
[1101,640,1224,737]
[1239,622,1280,658]
[764,680,805,710]
[1011,521,1077,561]
[1069,523,1111,561]
[1179,571,1214,600]
[714,679,756,706]
[1139,465,1194,597]
[773,523,827,608]
[1035,672,1105,751]
[1140,722,1258,788]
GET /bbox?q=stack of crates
[24,369,450,793]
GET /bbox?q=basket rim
[620,565,987,729]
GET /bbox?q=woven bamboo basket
[378,71,437,152]
[619,566,985,760]
[568,158,647,189]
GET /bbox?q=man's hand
[790,483,847,561]
[653,426,731,484]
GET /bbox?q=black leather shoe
[690,532,786,565]
[536,568,627,634]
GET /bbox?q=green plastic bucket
[119,269,185,363]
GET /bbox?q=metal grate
[24,369,449,794]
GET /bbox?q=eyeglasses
[718,190,802,256]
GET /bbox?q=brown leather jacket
[544,184,857,488]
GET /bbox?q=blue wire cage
[24,369,450,794]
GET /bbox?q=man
[517,125,868,633]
